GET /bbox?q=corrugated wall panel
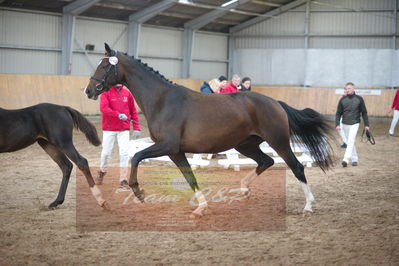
[140,27,183,58]
[0,49,60,74]
[139,58,181,79]
[310,12,393,35]
[310,37,392,49]
[193,32,228,60]
[75,18,128,53]
[235,37,304,49]
[0,9,61,48]
[191,61,227,80]
[1,9,228,78]
[71,53,100,76]
[237,11,305,36]
[311,0,395,10]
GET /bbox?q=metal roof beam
[184,0,252,30]
[129,0,176,23]
[252,0,282,7]
[230,0,308,33]
[63,0,101,15]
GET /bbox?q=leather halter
[90,50,118,91]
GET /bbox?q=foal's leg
[235,137,274,196]
[169,153,207,218]
[58,141,109,209]
[38,139,73,209]
[129,142,178,202]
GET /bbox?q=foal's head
[85,43,126,100]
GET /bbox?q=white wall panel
[0,9,228,78]
[311,0,395,10]
[237,9,305,36]
[0,49,60,74]
[236,37,304,49]
[0,10,61,48]
[310,37,392,49]
[193,33,228,60]
[310,12,393,35]
[139,27,183,58]
[75,18,128,53]
[191,62,227,80]
[139,58,181,79]
[234,48,397,87]
[233,49,306,85]
[304,49,393,87]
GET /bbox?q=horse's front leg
[169,153,207,218]
[129,142,178,202]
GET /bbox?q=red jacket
[392,89,399,110]
[220,82,240,93]
[100,86,140,131]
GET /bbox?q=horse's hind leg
[235,137,275,196]
[57,141,108,209]
[38,139,73,209]
[169,153,207,218]
[272,143,314,213]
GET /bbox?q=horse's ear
[104,43,112,56]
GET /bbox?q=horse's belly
[180,132,250,153]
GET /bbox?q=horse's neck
[124,60,178,118]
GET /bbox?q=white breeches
[100,130,130,181]
[342,123,359,163]
[389,110,399,135]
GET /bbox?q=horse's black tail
[65,107,101,146]
[278,101,333,171]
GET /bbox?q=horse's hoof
[240,188,251,197]
[134,189,145,203]
[101,201,112,211]
[48,201,61,210]
[190,206,208,219]
[190,212,202,219]
[302,208,313,217]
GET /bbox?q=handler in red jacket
[219,74,241,93]
[97,84,140,187]
[389,89,399,136]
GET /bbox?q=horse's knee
[76,157,89,169]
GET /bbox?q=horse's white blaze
[90,185,105,206]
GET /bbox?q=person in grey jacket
[336,82,370,167]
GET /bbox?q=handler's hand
[118,113,128,120]
[336,126,341,131]
[365,126,370,131]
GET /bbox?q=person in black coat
[241,77,251,91]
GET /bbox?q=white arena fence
[128,137,315,171]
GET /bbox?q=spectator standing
[388,89,399,136]
[335,82,369,167]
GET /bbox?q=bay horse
[84,43,333,217]
[0,103,109,209]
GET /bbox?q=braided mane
[125,53,176,86]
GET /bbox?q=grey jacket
[336,94,369,126]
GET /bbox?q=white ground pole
[301,182,315,212]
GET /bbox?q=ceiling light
[221,0,239,8]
